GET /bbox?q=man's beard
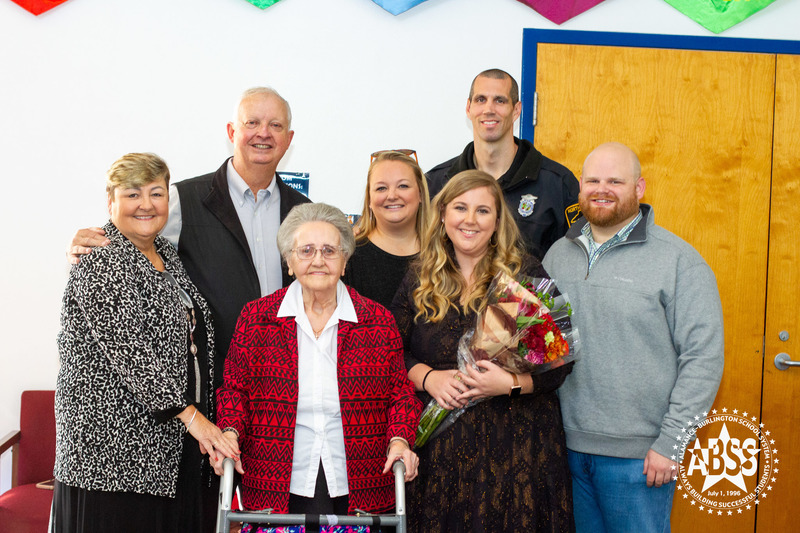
[579,192,640,228]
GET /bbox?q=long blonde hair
[354,151,430,244]
[413,170,524,322]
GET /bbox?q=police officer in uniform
[427,69,579,259]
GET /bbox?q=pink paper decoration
[9,0,69,15]
[515,0,607,25]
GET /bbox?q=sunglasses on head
[370,149,418,163]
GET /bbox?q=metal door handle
[774,352,800,370]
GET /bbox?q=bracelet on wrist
[185,407,198,431]
[421,368,434,392]
[222,426,240,438]
[386,436,409,456]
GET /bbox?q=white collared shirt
[224,160,283,296]
[277,280,358,498]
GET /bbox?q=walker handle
[392,458,406,516]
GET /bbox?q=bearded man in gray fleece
[542,142,724,533]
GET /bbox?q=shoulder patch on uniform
[565,203,581,227]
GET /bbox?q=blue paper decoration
[371,0,428,16]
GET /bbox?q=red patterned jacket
[217,285,422,514]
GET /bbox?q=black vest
[174,159,310,390]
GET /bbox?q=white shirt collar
[277,280,358,324]
[226,158,277,207]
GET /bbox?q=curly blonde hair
[354,151,430,244]
[413,170,524,322]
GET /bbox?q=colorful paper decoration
[9,0,69,15]
[371,0,429,16]
[244,0,282,9]
[515,0,606,25]
[663,0,778,34]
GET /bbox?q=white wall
[1,0,798,490]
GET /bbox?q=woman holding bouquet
[391,170,575,532]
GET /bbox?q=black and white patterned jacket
[55,222,215,497]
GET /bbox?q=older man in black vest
[69,87,310,391]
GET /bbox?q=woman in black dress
[391,170,575,533]
[342,150,430,308]
[53,153,240,533]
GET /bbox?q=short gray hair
[277,203,356,262]
[233,86,293,130]
[106,152,170,197]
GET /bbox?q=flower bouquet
[415,272,580,448]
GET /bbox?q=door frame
[519,28,800,532]
[520,29,800,142]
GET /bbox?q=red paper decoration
[10,0,69,15]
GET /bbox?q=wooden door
[757,53,800,532]
[532,42,788,531]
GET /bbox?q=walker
[216,458,407,533]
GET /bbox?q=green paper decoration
[664,0,778,34]
[245,0,282,9]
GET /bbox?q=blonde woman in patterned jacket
[53,153,240,533]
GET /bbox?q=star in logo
[685,423,760,493]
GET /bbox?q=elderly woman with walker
[215,202,421,533]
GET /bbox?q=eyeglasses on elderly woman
[291,244,344,261]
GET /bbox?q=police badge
[518,194,537,217]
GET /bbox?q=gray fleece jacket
[542,204,724,460]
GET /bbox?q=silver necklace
[161,271,200,403]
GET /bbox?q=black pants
[287,462,349,532]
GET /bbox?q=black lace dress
[390,265,575,533]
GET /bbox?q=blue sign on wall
[278,171,310,198]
